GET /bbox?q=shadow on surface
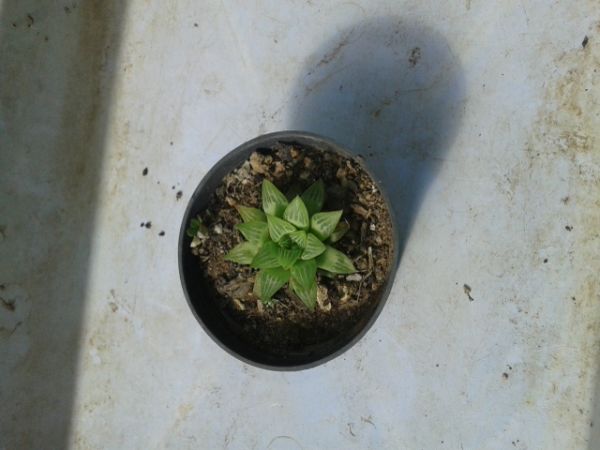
[0,1,125,448]
[289,17,465,259]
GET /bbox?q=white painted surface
[1,1,599,449]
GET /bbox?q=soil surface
[190,143,393,356]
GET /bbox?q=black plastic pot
[178,131,399,370]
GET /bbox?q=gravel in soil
[190,142,393,356]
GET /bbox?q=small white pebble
[340,285,351,303]
[232,299,245,310]
[213,224,223,234]
[369,223,376,231]
[317,285,331,311]
[346,274,362,282]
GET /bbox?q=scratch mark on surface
[305,64,353,94]
[464,284,475,301]
[361,415,376,427]
[218,0,248,68]
[267,435,304,449]
[317,31,353,68]
[519,0,530,26]
[1,295,15,311]
[347,422,356,437]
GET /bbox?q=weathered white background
[1,0,599,449]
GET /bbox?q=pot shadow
[0,1,126,448]
[288,17,466,263]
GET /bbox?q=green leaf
[283,196,310,230]
[289,230,307,248]
[236,206,266,223]
[291,259,317,289]
[278,234,293,249]
[251,241,280,269]
[301,233,327,260]
[277,245,303,270]
[301,179,325,216]
[253,268,290,302]
[328,221,349,243]
[290,276,317,310]
[224,242,259,265]
[316,246,356,274]
[267,214,297,243]
[187,217,208,237]
[262,180,288,217]
[311,210,342,240]
[318,269,338,279]
[235,221,269,243]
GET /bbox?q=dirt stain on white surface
[522,20,600,448]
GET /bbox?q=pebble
[274,161,285,176]
[213,224,223,234]
[249,153,267,174]
[317,285,331,311]
[351,204,370,218]
[346,274,362,282]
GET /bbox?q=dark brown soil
[190,143,394,356]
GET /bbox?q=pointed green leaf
[253,268,290,302]
[316,246,356,274]
[235,221,268,243]
[278,234,293,249]
[301,233,326,260]
[301,179,325,216]
[187,217,207,237]
[283,196,310,229]
[291,259,317,289]
[224,242,259,265]
[290,276,317,310]
[328,221,349,243]
[277,245,303,270]
[311,210,343,240]
[318,269,338,279]
[186,226,196,238]
[267,214,297,243]
[289,230,307,249]
[236,206,266,223]
[262,180,288,217]
[251,241,280,269]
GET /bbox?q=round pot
[178,131,399,370]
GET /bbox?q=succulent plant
[223,179,356,309]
